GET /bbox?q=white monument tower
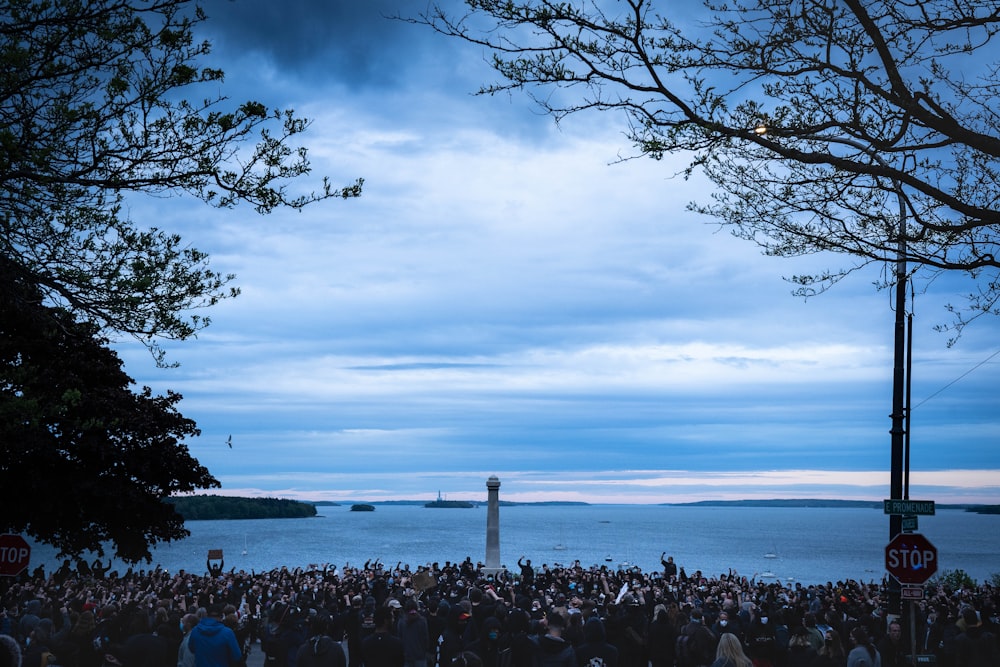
[485,475,501,573]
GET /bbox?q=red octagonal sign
[885,532,937,584]
[0,534,31,577]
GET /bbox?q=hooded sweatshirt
[536,632,576,667]
[575,618,619,667]
[187,617,242,667]
[296,635,348,667]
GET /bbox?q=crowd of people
[1,552,998,667]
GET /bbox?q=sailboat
[553,526,568,550]
[241,535,248,556]
[763,545,779,559]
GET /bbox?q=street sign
[901,585,925,601]
[884,499,935,515]
[0,534,31,577]
[886,532,938,584]
[901,515,919,532]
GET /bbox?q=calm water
[25,505,1000,586]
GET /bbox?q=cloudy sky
[119,0,999,505]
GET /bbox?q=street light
[753,124,910,613]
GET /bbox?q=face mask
[761,617,769,624]
[720,620,728,627]
[488,632,499,640]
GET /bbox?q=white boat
[553,543,568,551]
[241,535,248,556]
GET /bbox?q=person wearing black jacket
[297,615,348,667]
[362,607,405,667]
[677,609,717,667]
[535,612,576,667]
[575,617,618,667]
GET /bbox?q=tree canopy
[0,256,217,562]
[168,495,318,521]
[1,0,362,359]
[414,0,1000,341]
[1,0,360,561]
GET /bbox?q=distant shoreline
[665,499,999,513]
[178,496,999,520]
[317,498,998,512]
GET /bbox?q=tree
[1,0,360,561]
[0,256,217,562]
[1,0,362,360]
[414,0,1000,340]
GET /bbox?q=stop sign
[0,534,31,577]
[885,532,938,584]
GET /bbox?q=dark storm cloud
[199,0,471,91]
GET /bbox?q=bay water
[26,505,1000,586]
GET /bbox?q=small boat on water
[553,543,568,551]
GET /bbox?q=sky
[116,0,1000,505]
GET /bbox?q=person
[117,623,173,667]
[21,619,58,667]
[296,615,348,667]
[645,604,675,667]
[179,613,199,667]
[744,608,779,667]
[660,555,678,582]
[397,598,430,667]
[188,603,243,667]
[710,611,741,644]
[676,608,717,667]
[466,616,504,667]
[815,629,846,667]
[343,595,367,667]
[616,595,648,667]
[784,627,818,667]
[438,606,472,667]
[802,613,825,654]
[91,558,112,579]
[207,557,225,578]
[575,616,618,667]
[426,599,450,667]
[362,607,405,667]
[955,607,999,667]
[504,608,537,667]
[261,602,307,667]
[846,626,880,667]
[535,610,576,667]
[875,621,905,667]
[710,634,751,667]
[517,558,535,589]
[535,611,576,667]
[0,635,20,667]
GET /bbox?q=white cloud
[115,0,1000,507]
